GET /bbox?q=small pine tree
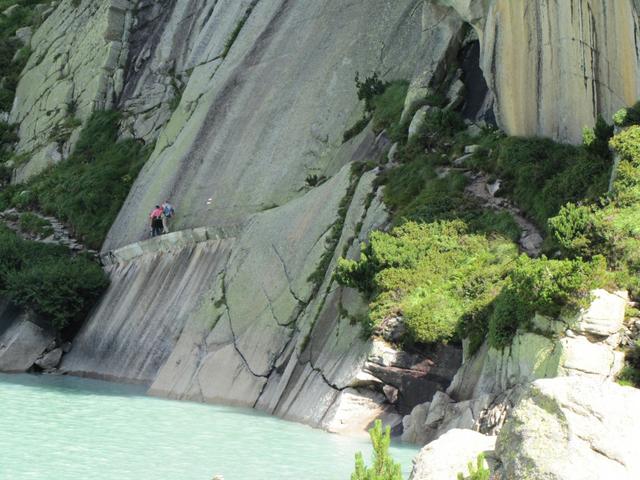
[351,420,403,480]
[456,453,490,480]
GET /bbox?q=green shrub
[457,453,490,480]
[613,101,640,128]
[487,255,606,348]
[371,80,409,141]
[582,115,613,159]
[547,203,611,259]
[470,136,611,229]
[2,111,153,249]
[0,226,108,331]
[343,116,371,143]
[335,221,517,344]
[351,420,402,480]
[355,72,387,114]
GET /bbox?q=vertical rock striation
[441,0,640,143]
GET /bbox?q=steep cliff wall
[8,0,640,432]
[53,0,466,430]
[441,0,640,143]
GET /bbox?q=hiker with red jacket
[149,205,164,237]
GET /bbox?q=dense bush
[351,420,402,480]
[1,111,153,249]
[582,115,614,159]
[487,255,606,348]
[613,101,640,128]
[335,221,517,345]
[0,225,108,331]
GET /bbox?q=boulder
[408,106,432,139]
[35,348,63,371]
[15,26,32,46]
[496,377,640,479]
[0,318,55,373]
[573,289,626,337]
[409,429,496,480]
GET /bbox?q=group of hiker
[149,200,175,237]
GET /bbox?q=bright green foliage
[0,225,108,331]
[613,101,640,128]
[1,111,153,249]
[18,212,53,238]
[470,134,611,229]
[548,203,611,259]
[351,420,403,480]
[457,453,490,480]
[487,255,606,348]
[335,221,517,344]
[546,121,640,296]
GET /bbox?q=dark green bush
[371,80,409,141]
[0,226,108,330]
[582,115,614,159]
[343,116,370,143]
[355,72,387,114]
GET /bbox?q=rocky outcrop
[495,377,640,479]
[410,377,640,480]
[409,429,495,480]
[440,0,640,143]
[402,289,627,444]
[0,299,55,373]
[11,0,134,181]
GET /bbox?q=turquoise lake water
[0,374,418,480]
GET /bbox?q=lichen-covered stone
[496,377,640,479]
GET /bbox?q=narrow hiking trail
[464,171,544,257]
[434,148,544,257]
[0,208,97,255]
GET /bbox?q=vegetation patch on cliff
[336,75,619,352]
[0,111,153,249]
[0,225,108,332]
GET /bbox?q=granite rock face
[496,377,640,480]
[440,0,640,143]
[410,377,640,480]
[10,0,134,181]
[402,289,627,444]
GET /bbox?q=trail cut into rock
[0,208,97,255]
